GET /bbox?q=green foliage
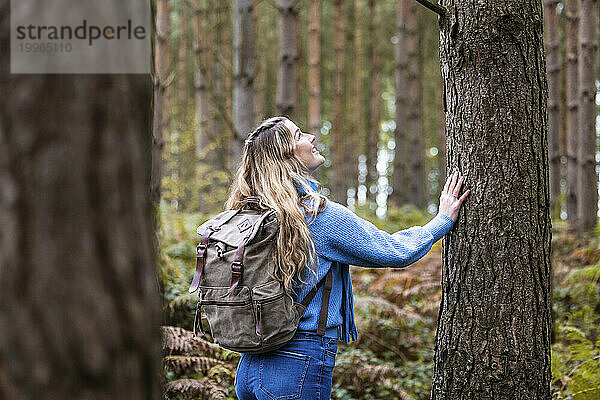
[551,224,600,399]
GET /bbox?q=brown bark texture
[565,0,579,227]
[431,1,552,398]
[276,0,299,120]
[0,4,162,400]
[576,0,598,232]
[544,0,561,217]
[308,0,321,138]
[391,0,409,208]
[233,0,256,160]
[332,0,346,203]
[153,0,170,205]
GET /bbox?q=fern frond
[163,355,231,376]
[354,295,422,321]
[163,378,228,400]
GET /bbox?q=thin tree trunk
[277,0,299,119]
[350,0,363,206]
[0,5,161,399]
[544,0,561,218]
[576,0,598,232]
[391,0,409,208]
[366,0,380,205]
[406,0,425,209]
[431,0,552,398]
[233,0,256,162]
[332,0,346,203]
[308,0,321,138]
[565,0,579,227]
[178,1,188,119]
[153,0,170,205]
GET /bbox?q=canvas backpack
[188,197,332,354]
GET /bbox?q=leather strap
[189,210,240,293]
[299,269,333,337]
[193,301,205,337]
[316,269,333,336]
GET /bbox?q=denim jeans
[235,331,338,400]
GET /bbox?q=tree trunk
[332,0,346,203]
[233,0,256,162]
[308,0,321,138]
[277,0,299,120]
[350,0,363,206]
[431,1,552,398]
[544,0,561,218]
[406,0,426,209]
[0,5,162,399]
[391,0,409,208]
[366,0,380,205]
[576,0,598,232]
[153,0,170,205]
[178,1,189,119]
[565,0,579,228]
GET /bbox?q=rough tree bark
[576,0,598,232]
[391,0,409,208]
[0,4,162,399]
[233,0,256,161]
[308,0,321,138]
[544,0,561,218]
[153,0,170,205]
[276,0,299,119]
[565,0,579,228]
[406,0,426,209]
[332,0,346,203]
[431,0,552,398]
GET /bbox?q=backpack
[188,197,332,354]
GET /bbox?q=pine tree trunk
[406,1,425,209]
[431,1,552,398]
[366,0,380,205]
[233,0,256,162]
[178,2,188,120]
[350,0,363,206]
[544,0,561,218]
[332,0,346,203]
[308,0,321,138]
[0,6,162,399]
[565,0,579,228]
[277,0,299,119]
[576,0,598,232]
[153,0,170,205]
[391,0,409,208]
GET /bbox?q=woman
[227,116,469,400]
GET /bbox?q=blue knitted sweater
[294,180,454,342]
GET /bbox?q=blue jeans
[235,331,338,400]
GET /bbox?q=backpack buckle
[231,262,243,276]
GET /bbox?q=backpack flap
[202,209,276,248]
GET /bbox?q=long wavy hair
[225,116,327,293]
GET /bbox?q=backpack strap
[189,210,240,294]
[299,268,333,336]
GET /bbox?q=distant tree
[308,0,321,138]
[233,0,256,161]
[391,0,409,207]
[178,0,189,118]
[276,0,299,119]
[565,0,579,227]
[366,0,381,204]
[0,4,162,399]
[332,0,347,202]
[350,0,364,204]
[153,0,171,205]
[428,0,552,398]
[576,0,598,232]
[544,0,561,217]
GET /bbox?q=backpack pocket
[199,286,261,350]
[253,281,302,346]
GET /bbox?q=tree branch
[413,0,446,18]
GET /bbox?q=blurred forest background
[151,0,600,399]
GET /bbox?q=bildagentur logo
[11,0,151,74]
[15,19,147,47]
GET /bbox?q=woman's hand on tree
[439,171,470,223]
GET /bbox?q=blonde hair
[225,116,327,293]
